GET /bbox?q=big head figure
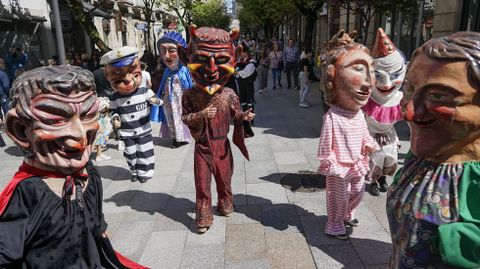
[6,66,99,174]
[371,28,406,104]
[402,31,480,163]
[158,31,188,71]
[187,25,241,95]
[320,30,375,111]
[101,46,142,95]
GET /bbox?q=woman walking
[268,44,283,90]
[257,48,269,94]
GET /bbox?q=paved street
[0,76,410,269]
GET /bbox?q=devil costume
[182,26,251,230]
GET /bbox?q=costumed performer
[150,31,193,148]
[0,65,147,268]
[318,30,379,240]
[102,46,162,183]
[387,31,480,268]
[182,25,255,233]
[362,28,406,196]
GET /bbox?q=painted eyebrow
[81,95,96,114]
[34,100,73,117]
[418,83,463,96]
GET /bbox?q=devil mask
[402,31,480,163]
[6,66,99,174]
[187,25,241,95]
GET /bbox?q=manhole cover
[280,171,326,193]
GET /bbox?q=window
[122,20,127,46]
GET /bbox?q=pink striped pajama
[317,106,378,236]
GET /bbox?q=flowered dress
[387,152,480,268]
[93,112,112,147]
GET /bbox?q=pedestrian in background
[257,48,269,94]
[140,62,152,90]
[283,38,300,90]
[298,48,318,108]
[268,43,283,90]
[0,57,10,122]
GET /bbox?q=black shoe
[329,233,348,240]
[172,139,179,148]
[378,176,388,192]
[344,219,359,227]
[278,83,283,88]
[130,174,138,182]
[273,86,276,90]
[369,182,380,196]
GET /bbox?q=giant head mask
[320,30,375,111]
[402,31,480,163]
[101,46,142,95]
[371,28,406,103]
[157,31,188,71]
[6,66,99,174]
[187,25,241,95]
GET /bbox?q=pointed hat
[371,28,396,58]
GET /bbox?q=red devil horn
[230,28,240,41]
[190,24,198,40]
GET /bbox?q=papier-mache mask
[402,31,480,163]
[6,66,99,174]
[320,29,375,111]
[187,25,241,95]
[371,28,406,103]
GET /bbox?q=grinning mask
[187,25,241,95]
[102,46,142,95]
[371,28,406,104]
[6,66,99,175]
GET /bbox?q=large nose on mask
[67,116,87,151]
[206,56,218,73]
[404,99,414,121]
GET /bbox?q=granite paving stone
[225,223,267,261]
[180,243,225,269]
[139,231,188,269]
[265,232,317,269]
[225,259,270,269]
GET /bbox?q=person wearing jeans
[283,38,300,89]
[298,48,317,107]
[268,43,283,90]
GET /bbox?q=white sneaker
[299,103,309,108]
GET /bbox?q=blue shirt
[283,45,300,63]
[0,69,10,97]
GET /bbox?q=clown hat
[371,28,396,58]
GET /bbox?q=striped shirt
[110,87,155,138]
[317,106,378,177]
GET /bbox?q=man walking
[283,38,300,90]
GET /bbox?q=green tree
[325,0,418,43]
[289,0,325,49]
[238,0,294,40]
[157,0,200,41]
[65,0,111,53]
[140,0,158,52]
[191,0,231,30]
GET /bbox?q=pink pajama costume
[317,106,378,235]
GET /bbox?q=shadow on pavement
[96,165,132,181]
[152,136,173,148]
[105,190,196,233]
[3,145,22,157]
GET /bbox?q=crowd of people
[0,26,479,269]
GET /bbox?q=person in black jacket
[235,42,257,136]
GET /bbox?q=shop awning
[82,2,112,19]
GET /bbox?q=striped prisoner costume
[110,87,156,183]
